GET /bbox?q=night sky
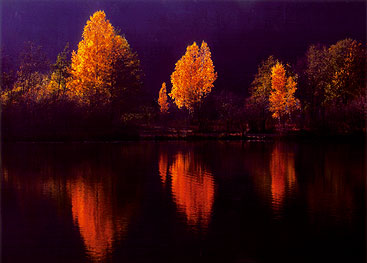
[1,1,366,96]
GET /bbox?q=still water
[2,141,366,262]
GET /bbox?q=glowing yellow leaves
[69,11,113,104]
[169,41,217,112]
[158,82,169,114]
[269,62,300,121]
[68,10,139,108]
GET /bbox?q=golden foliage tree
[158,82,169,114]
[246,55,279,131]
[47,43,71,97]
[169,41,217,112]
[269,62,300,122]
[68,10,142,109]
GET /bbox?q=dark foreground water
[2,141,366,263]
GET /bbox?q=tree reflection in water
[66,161,138,262]
[269,143,297,217]
[68,177,115,261]
[2,142,364,263]
[2,144,140,263]
[305,144,363,225]
[158,153,168,186]
[159,151,215,231]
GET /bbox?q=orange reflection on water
[67,173,130,262]
[270,144,296,214]
[159,153,168,185]
[169,152,215,229]
[68,177,114,261]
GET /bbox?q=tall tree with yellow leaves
[47,43,71,97]
[169,41,217,113]
[158,82,169,114]
[68,10,142,111]
[269,62,300,127]
[246,55,279,131]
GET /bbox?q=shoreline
[2,131,365,143]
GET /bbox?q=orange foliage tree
[68,11,142,111]
[158,82,169,114]
[246,55,279,131]
[269,62,300,126]
[169,41,217,113]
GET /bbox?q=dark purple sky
[1,1,366,96]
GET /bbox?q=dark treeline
[1,10,366,141]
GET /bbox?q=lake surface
[2,141,366,262]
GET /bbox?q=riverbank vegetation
[1,11,366,141]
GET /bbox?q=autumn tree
[324,39,365,106]
[47,43,71,96]
[0,42,51,108]
[304,45,330,116]
[246,55,278,131]
[269,62,300,128]
[158,82,169,114]
[109,32,143,116]
[325,39,367,132]
[304,38,366,131]
[68,10,142,112]
[169,41,217,113]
